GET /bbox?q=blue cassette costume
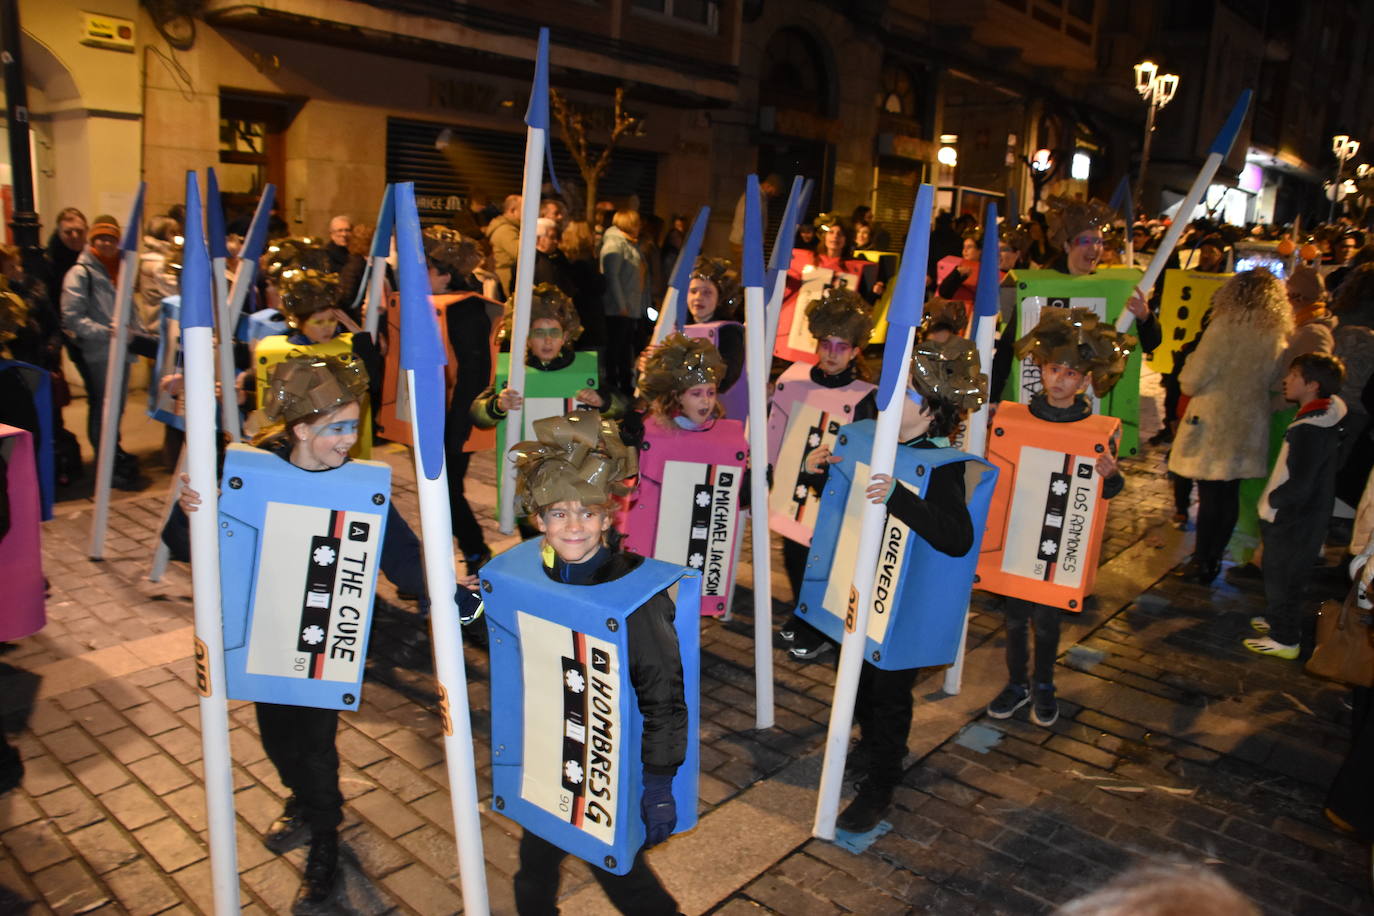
[485,539,700,875]
[798,419,997,669]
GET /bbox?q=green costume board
[492,350,600,508]
[1230,406,1295,565]
[1148,270,1231,375]
[1008,268,1145,456]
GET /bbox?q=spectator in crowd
[600,208,648,394]
[562,221,605,352]
[539,198,568,235]
[60,215,146,490]
[640,213,666,303]
[44,207,86,314]
[325,215,366,308]
[1330,263,1374,509]
[729,173,781,261]
[1169,270,1293,584]
[138,215,181,332]
[485,194,522,297]
[1054,861,1258,916]
[531,217,574,298]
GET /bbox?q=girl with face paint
[165,354,480,907]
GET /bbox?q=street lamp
[1329,134,1361,222]
[1024,147,1055,211]
[1133,60,1179,216]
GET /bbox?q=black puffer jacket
[543,547,687,776]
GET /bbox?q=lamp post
[1134,60,1180,216]
[1329,134,1361,223]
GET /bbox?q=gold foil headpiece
[511,410,638,515]
[1014,306,1137,397]
[806,286,874,347]
[639,332,725,405]
[261,353,370,426]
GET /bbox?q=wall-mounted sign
[81,12,135,52]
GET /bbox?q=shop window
[219,92,298,228]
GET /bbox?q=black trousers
[1170,472,1194,517]
[1260,520,1323,645]
[255,702,343,831]
[513,831,680,916]
[443,444,489,560]
[603,316,638,396]
[781,537,827,646]
[1327,687,1374,840]
[1003,597,1061,687]
[854,664,920,790]
[1194,478,1241,566]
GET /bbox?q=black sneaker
[295,828,338,906]
[264,796,308,852]
[1031,683,1058,727]
[836,782,893,834]
[778,614,802,643]
[986,683,1030,719]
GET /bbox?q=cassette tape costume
[472,283,625,529]
[979,307,1134,728]
[621,333,746,616]
[775,213,879,363]
[162,354,479,907]
[481,410,698,915]
[767,288,877,657]
[680,257,748,420]
[377,229,503,574]
[801,336,993,833]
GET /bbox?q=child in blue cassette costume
[507,411,686,915]
[833,331,987,833]
[987,308,1133,727]
[165,354,479,908]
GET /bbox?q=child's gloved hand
[455,584,483,625]
[640,771,676,847]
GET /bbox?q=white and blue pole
[360,184,396,337]
[88,183,145,559]
[1117,90,1253,332]
[500,26,550,534]
[943,202,999,696]
[223,183,276,337]
[741,175,774,729]
[648,204,710,346]
[764,177,813,352]
[395,182,491,915]
[814,184,934,839]
[206,168,238,441]
[181,171,240,914]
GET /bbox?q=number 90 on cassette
[218,444,392,710]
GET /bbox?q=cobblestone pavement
[0,395,1370,914]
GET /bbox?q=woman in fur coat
[1169,269,1293,583]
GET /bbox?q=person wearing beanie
[164,353,481,907]
[59,214,147,489]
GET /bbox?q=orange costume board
[376,290,502,451]
[975,402,1120,611]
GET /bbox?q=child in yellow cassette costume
[986,308,1134,727]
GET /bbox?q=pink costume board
[765,361,874,545]
[621,417,746,616]
[774,250,872,364]
[0,425,45,641]
[684,321,748,421]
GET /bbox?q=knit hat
[89,216,121,242]
[1286,265,1326,307]
[260,354,370,426]
[639,332,725,405]
[910,336,987,413]
[511,410,638,515]
[279,270,341,325]
[919,298,968,337]
[502,282,582,346]
[1045,196,1116,250]
[806,287,874,347]
[1014,307,1137,397]
[689,257,743,321]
